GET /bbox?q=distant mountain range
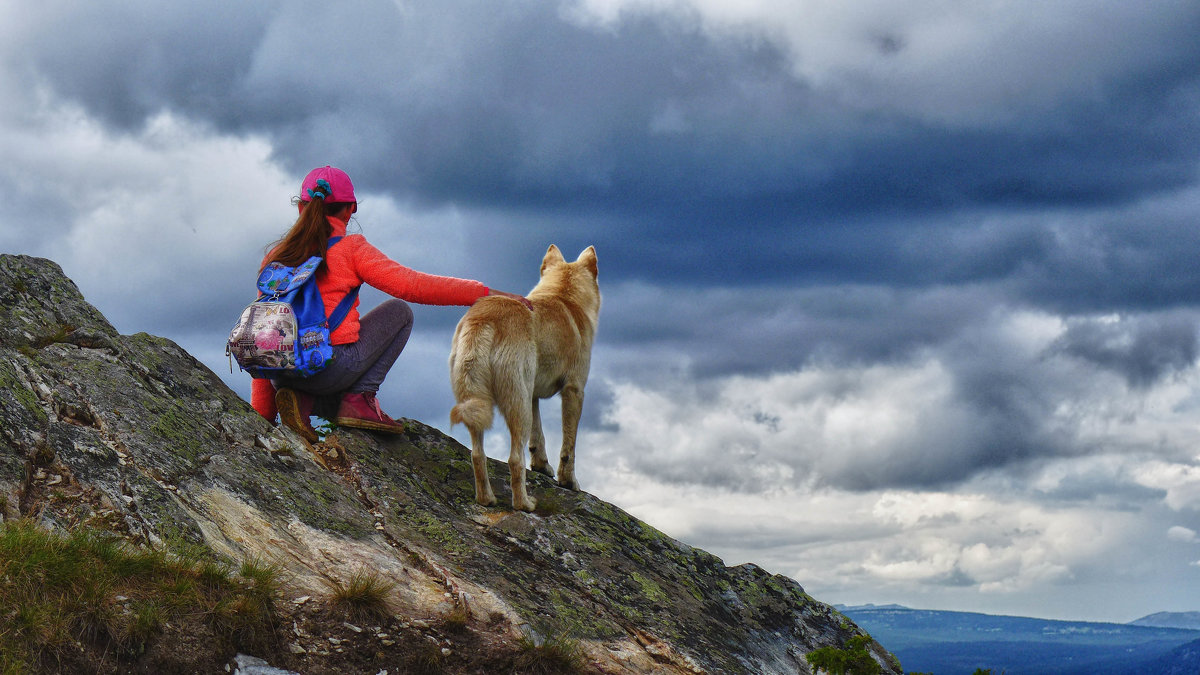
[838,605,1200,675]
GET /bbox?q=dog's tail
[450,397,494,431]
[449,322,496,432]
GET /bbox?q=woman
[251,165,529,441]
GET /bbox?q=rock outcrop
[0,253,901,674]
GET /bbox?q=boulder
[0,254,900,674]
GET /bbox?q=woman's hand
[490,289,533,310]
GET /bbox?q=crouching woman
[250,165,528,441]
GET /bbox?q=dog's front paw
[531,464,555,479]
[477,493,498,507]
[557,476,580,491]
[513,495,537,512]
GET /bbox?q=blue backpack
[226,237,359,378]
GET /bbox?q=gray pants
[274,299,413,417]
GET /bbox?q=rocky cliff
[0,253,901,674]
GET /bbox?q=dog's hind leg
[528,398,553,478]
[451,398,497,507]
[468,426,496,507]
[557,384,584,491]
[499,398,536,512]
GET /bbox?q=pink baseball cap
[300,165,356,203]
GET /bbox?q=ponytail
[263,193,353,271]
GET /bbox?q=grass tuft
[240,555,283,606]
[324,567,396,622]
[440,604,471,634]
[207,556,284,651]
[513,629,588,674]
[404,640,447,674]
[31,323,76,349]
[196,559,233,591]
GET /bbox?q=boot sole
[276,389,319,443]
[334,416,407,434]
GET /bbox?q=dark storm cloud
[12,1,1200,301]
[10,2,277,127]
[596,282,1002,379]
[1013,205,1200,312]
[1055,312,1200,389]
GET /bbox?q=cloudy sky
[4,0,1200,623]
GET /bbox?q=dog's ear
[577,246,598,278]
[541,244,565,276]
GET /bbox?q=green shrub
[806,635,882,675]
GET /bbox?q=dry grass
[440,604,472,634]
[403,639,447,674]
[324,567,396,622]
[0,519,281,672]
[513,629,587,674]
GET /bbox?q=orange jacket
[250,216,490,421]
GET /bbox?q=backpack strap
[323,235,359,331]
[328,286,360,331]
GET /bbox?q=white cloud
[1168,526,1198,543]
[581,462,1140,615]
[0,101,289,327]
[585,358,979,491]
[1134,462,1200,512]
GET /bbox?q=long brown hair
[262,198,353,270]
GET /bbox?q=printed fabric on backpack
[226,237,359,379]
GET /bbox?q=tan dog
[449,245,600,511]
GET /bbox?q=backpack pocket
[228,301,299,372]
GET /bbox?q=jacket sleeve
[251,378,278,422]
[349,237,489,306]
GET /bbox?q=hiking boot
[276,387,318,442]
[335,392,406,434]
